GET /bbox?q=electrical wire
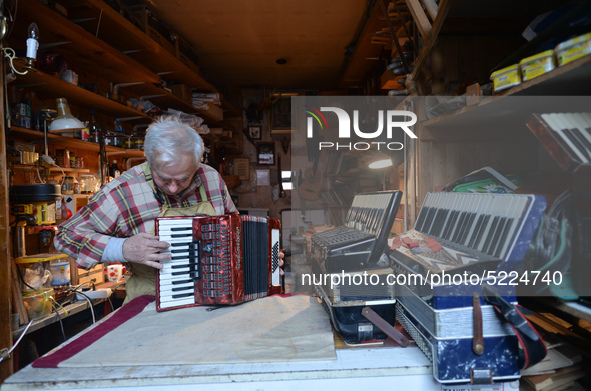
[33,164,45,184]
[74,291,96,324]
[0,319,34,363]
[106,297,114,313]
[17,266,36,291]
[51,304,67,342]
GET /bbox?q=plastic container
[490,64,521,93]
[22,288,55,320]
[50,261,70,285]
[555,32,591,66]
[519,50,555,81]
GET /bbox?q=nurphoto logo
[303,105,418,151]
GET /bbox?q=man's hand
[279,250,285,275]
[122,233,170,269]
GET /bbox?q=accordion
[155,214,282,312]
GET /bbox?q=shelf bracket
[39,41,71,50]
[12,82,46,89]
[139,94,167,100]
[70,18,97,25]
[113,82,145,95]
[378,0,411,74]
[118,116,144,122]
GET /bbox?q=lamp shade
[49,98,85,132]
[369,158,393,169]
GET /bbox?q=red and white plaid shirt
[54,162,236,269]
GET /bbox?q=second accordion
[155,214,281,311]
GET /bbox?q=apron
[123,166,217,304]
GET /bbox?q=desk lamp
[368,151,393,169]
[49,98,84,133]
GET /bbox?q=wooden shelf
[12,0,229,130]
[106,149,145,158]
[14,0,159,85]
[15,67,151,122]
[409,0,571,86]
[117,82,223,127]
[421,55,591,132]
[66,0,216,92]
[7,127,125,153]
[13,164,90,174]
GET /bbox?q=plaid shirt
[54,162,236,269]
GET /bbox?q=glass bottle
[109,160,121,178]
[113,118,124,147]
[88,111,101,143]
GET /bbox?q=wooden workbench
[1,294,450,391]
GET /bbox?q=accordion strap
[482,284,547,369]
[361,306,409,347]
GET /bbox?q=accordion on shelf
[155,214,281,312]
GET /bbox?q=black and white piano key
[158,282,194,296]
[158,277,194,287]
[558,113,591,161]
[271,228,281,286]
[541,113,591,164]
[417,193,531,260]
[569,113,591,157]
[159,292,195,305]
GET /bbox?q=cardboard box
[168,84,192,104]
[202,104,223,122]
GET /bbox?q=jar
[79,175,97,193]
[134,137,144,149]
[104,131,113,146]
[61,176,75,194]
[112,135,125,148]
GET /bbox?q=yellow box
[490,64,521,93]
[555,32,591,66]
[519,50,555,81]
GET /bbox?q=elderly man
[55,115,241,303]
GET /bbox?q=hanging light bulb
[25,23,40,69]
[49,98,85,133]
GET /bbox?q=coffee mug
[106,264,125,282]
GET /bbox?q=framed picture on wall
[248,126,261,139]
[233,157,250,181]
[270,96,297,134]
[257,142,275,166]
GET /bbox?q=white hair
[143,115,204,169]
